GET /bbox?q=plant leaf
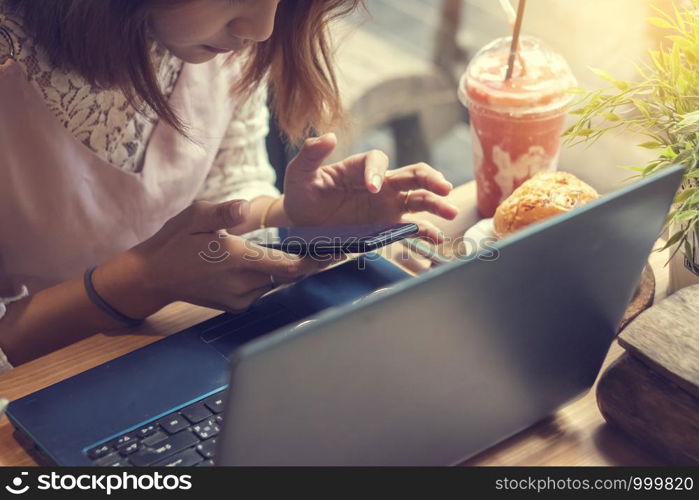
[675,187,699,203]
[602,112,621,122]
[647,16,675,30]
[661,229,688,250]
[674,210,699,221]
[638,141,664,149]
[589,67,629,90]
[618,165,645,172]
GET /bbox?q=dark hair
[6,0,364,143]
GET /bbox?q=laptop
[7,165,684,466]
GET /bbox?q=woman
[0,0,458,368]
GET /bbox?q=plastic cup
[459,36,577,217]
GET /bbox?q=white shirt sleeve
[0,284,28,371]
[195,83,281,204]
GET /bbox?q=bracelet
[83,266,144,327]
[260,195,283,229]
[0,285,28,321]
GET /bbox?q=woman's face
[149,0,281,63]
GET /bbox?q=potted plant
[564,0,699,293]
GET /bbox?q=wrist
[259,195,281,228]
[260,194,293,228]
[91,251,169,320]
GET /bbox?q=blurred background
[270,0,675,193]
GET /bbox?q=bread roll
[493,171,599,237]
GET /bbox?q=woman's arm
[229,195,291,234]
[0,198,324,367]
[0,251,164,366]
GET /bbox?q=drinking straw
[498,0,516,27]
[504,0,527,81]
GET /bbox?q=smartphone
[241,223,419,256]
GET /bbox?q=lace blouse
[0,8,279,201]
[0,6,281,369]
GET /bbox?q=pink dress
[0,52,257,368]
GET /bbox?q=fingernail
[233,201,248,219]
[371,174,383,192]
[234,203,244,218]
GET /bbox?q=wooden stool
[597,284,699,465]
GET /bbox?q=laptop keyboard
[85,390,225,467]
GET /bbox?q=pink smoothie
[459,36,577,217]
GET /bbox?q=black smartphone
[241,223,419,256]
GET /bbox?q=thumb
[288,133,337,172]
[189,199,250,233]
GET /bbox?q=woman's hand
[0,199,327,366]
[95,199,325,318]
[283,133,459,243]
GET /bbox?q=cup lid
[460,35,577,115]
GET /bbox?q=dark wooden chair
[267,0,469,187]
[328,0,468,166]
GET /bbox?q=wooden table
[0,182,669,466]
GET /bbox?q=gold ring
[403,189,414,213]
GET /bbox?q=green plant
[564,0,699,262]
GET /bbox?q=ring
[403,189,414,213]
[269,274,277,288]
